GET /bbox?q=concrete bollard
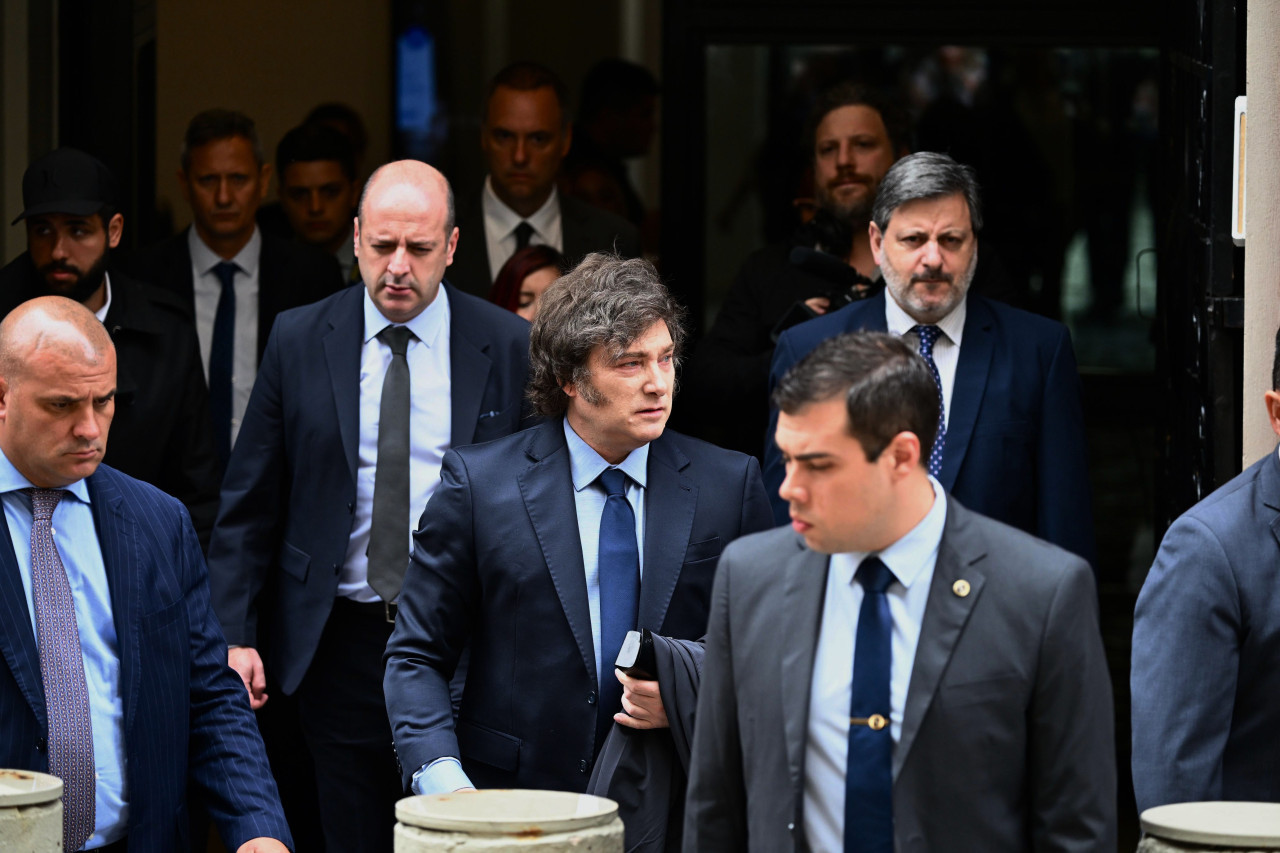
[395,789,623,852]
[1138,802,1280,852]
[0,769,63,853]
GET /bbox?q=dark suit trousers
[294,598,403,852]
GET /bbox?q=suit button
[578,759,590,773]
[333,563,340,574]
[587,692,597,705]
[347,502,354,513]
[35,736,46,752]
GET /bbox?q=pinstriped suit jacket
[0,464,290,852]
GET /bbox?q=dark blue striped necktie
[845,555,895,853]
[912,325,946,478]
[209,261,238,465]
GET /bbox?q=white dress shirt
[803,478,947,852]
[339,287,452,602]
[885,294,966,429]
[480,176,564,283]
[188,227,262,447]
[93,273,113,323]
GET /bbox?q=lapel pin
[953,579,970,597]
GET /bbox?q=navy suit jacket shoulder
[0,465,288,853]
[765,289,1095,566]
[1131,450,1280,810]
[208,281,531,695]
[384,420,773,793]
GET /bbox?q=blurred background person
[488,244,565,321]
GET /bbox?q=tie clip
[850,714,889,731]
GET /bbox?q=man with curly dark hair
[385,252,772,797]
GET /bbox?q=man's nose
[215,178,233,206]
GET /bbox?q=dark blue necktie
[209,261,238,465]
[846,555,895,853]
[912,325,946,478]
[596,468,639,750]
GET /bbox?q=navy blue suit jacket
[384,419,774,793]
[0,465,289,852]
[1131,450,1280,811]
[207,282,531,695]
[765,290,1096,566]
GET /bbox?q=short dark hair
[528,253,686,417]
[356,162,456,234]
[871,151,983,234]
[484,61,570,127]
[181,109,263,171]
[489,245,565,314]
[578,59,659,123]
[807,82,911,158]
[276,123,357,182]
[773,331,939,464]
[304,101,368,161]
[1272,326,1280,391]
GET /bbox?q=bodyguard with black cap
[0,147,221,547]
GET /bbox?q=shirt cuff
[411,757,474,795]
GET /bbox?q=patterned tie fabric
[513,220,535,251]
[209,261,238,465]
[366,325,413,602]
[595,468,640,750]
[912,325,946,478]
[845,555,895,853]
[26,488,96,852]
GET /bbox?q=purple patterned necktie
[26,487,96,852]
[912,325,947,478]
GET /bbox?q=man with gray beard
[764,152,1096,568]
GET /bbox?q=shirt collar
[482,175,560,239]
[361,284,449,348]
[885,290,966,348]
[563,417,650,493]
[832,476,946,590]
[0,446,92,505]
[94,272,113,323]
[188,225,262,277]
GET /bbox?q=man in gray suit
[684,331,1115,852]
[447,61,641,298]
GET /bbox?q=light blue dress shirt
[0,449,128,849]
[413,417,649,795]
[803,478,947,853]
[340,287,452,602]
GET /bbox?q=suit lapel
[0,507,44,723]
[321,288,364,483]
[517,424,596,687]
[446,286,493,447]
[1259,452,1280,551]
[939,297,994,491]
[87,470,143,739]
[256,236,283,364]
[780,545,829,806]
[848,289,889,334]
[894,500,987,779]
[638,435,695,632]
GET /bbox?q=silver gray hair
[871,152,983,234]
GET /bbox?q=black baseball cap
[12,147,117,225]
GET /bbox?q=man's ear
[869,221,885,266]
[884,430,921,477]
[1265,390,1280,440]
[107,213,125,249]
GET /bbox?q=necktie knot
[213,261,238,292]
[856,556,896,595]
[24,488,68,522]
[378,325,413,357]
[913,324,942,357]
[599,467,628,498]
[513,220,535,250]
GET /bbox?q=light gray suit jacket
[684,497,1116,852]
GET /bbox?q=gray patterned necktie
[25,487,96,852]
[367,325,413,602]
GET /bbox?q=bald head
[357,159,455,233]
[0,296,114,384]
[0,296,116,487]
